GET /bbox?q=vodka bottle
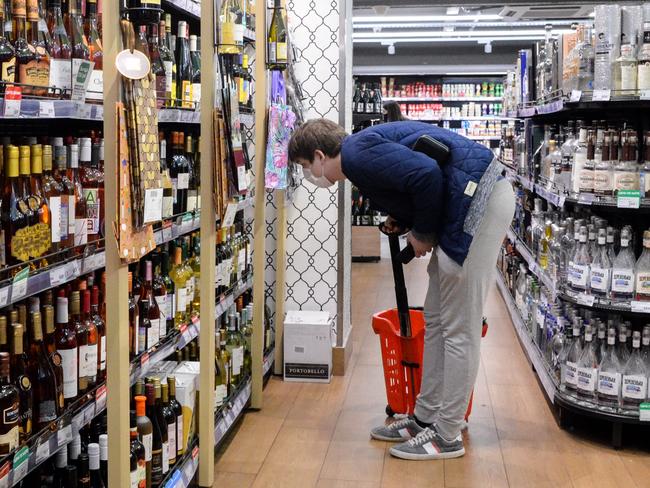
[642,325,650,372]
[594,130,614,195]
[577,326,599,401]
[559,122,576,192]
[563,320,583,393]
[595,322,607,364]
[576,25,595,91]
[571,128,588,194]
[561,218,576,286]
[611,227,636,301]
[635,230,650,301]
[539,222,552,270]
[559,322,575,387]
[570,226,591,293]
[622,331,648,409]
[606,227,617,264]
[515,264,528,315]
[587,224,598,261]
[614,44,638,95]
[597,328,622,407]
[550,224,565,283]
[639,22,650,90]
[618,325,631,366]
[590,228,612,297]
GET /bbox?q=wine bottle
[163,14,176,107]
[169,246,188,327]
[149,22,165,105]
[0,352,19,455]
[46,0,71,93]
[145,383,164,484]
[10,322,32,442]
[134,395,152,487]
[26,0,49,95]
[43,304,65,413]
[0,0,15,88]
[129,410,145,488]
[167,376,183,457]
[80,137,101,243]
[151,252,168,341]
[88,443,105,488]
[218,0,243,55]
[53,141,75,250]
[98,433,108,487]
[77,451,90,487]
[171,132,189,214]
[56,295,77,406]
[68,143,87,247]
[67,0,89,85]
[28,311,58,429]
[185,134,197,213]
[189,34,200,105]
[153,379,169,475]
[80,289,98,390]
[85,0,102,99]
[268,0,287,66]
[91,286,106,383]
[161,382,176,467]
[176,21,192,108]
[2,146,29,266]
[142,260,161,349]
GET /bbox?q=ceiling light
[354,36,545,44]
[353,29,573,39]
[352,14,503,23]
[353,20,587,29]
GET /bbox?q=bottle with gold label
[169,246,188,328]
[26,0,49,95]
[41,145,62,258]
[0,0,15,90]
[268,0,287,67]
[163,14,176,107]
[30,144,52,266]
[1,146,28,266]
[0,352,19,456]
[218,0,243,55]
[10,322,32,443]
[17,145,36,229]
[12,0,36,94]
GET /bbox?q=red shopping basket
[372,308,488,420]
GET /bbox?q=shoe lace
[388,417,415,431]
[408,428,435,446]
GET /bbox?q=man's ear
[313,149,325,161]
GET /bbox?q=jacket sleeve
[348,130,443,240]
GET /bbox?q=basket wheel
[385,405,395,417]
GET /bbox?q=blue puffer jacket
[341,121,497,266]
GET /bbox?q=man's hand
[382,215,408,235]
[407,232,433,258]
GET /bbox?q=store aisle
[214,243,650,488]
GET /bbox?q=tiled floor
[214,244,650,487]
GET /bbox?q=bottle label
[130,470,139,488]
[611,268,634,293]
[232,23,244,44]
[570,264,589,287]
[163,60,173,94]
[100,335,106,372]
[221,21,235,46]
[59,347,78,399]
[215,262,222,287]
[86,69,103,100]
[1,57,15,83]
[83,188,100,235]
[192,83,201,104]
[622,374,648,400]
[598,372,621,396]
[177,173,190,190]
[638,62,650,90]
[68,195,76,237]
[176,287,187,313]
[232,346,244,375]
[60,195,69,241]
[80,343,98,377]
[156,294,168,324]
[186,277,195,304]
[137,459,146,488]
[593,170,613,193]
[215,384,227,407]
[621,65,637,91]
[147,318,160,349]
[49,196,62,243]
[181,80,193,109]
[0,423,18,454]
[75,217,88,246]
[577,367,597,392]
[578,168,594,192]
[162,440,169,474]
[589,266,610,292]
[636,273,650,297]
[176,414,183,454]
[269,44,277,64]
[572,153,587,192]
[151,448,163,482]
[614,171,640,191]
[276,42,287,63]
[141,432,152,461]
[163,293,173,321]
[565,361,578,386]
[238,251,245,281]
[37,399,57,423]
[49,58,72,92]
[163,194,173,219]
[167,421,176,463]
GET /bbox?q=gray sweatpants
[413,178,515,440]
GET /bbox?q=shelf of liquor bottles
[158,439,199,488]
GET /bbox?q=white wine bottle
[268,0,287,66]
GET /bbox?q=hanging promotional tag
[115,49,151,80]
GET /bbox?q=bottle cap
[79,138,92,163]
[99,434,108,459]
[134,395,146,416]
[69,433,81,459]
[31,144,43,174]
[68,143,79,169]
[55,445,68,468]
[31,312,43,341]
[88,443,100,470]
[70,291,80,315]
[56,296,68,324]
[43,145,53,171]
[19,145,30,175]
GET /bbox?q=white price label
[39,101,55,117]
[617,190,641,209]
[577,293,595,307]
[49,266,67,287]
[83,403,96,424]
[640,90,650,100]
[11,448,29,483]
[570,90,582,102]
[57,425,72,446]
[640,403,650,421]
[94,104,104,120]
[143,188,164,224]
[76,103,93,119]
[162,224,173,242]
[631,301,650,313]
[0,288,8,307]
[3,99,20,117]
[592,89,611,102]
[11,267,29,301]
[35,440,50,463]
[72,412,84,433]
[83,254,99,273]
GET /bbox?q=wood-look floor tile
[319,441,386,483]
[262,425,331,470]
[619,450,650,488]
[381,448,445,488]
[316,479,379,488]
[252,465,321,488]
[212,471,256,488]
[500,438,574,487]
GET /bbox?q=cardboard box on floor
[283,310,332,383]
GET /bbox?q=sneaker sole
[370,431,412,442]
[389,446,465,461]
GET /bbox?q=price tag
[11,267,29,302]
[617,189,641,209]
[57,424,72,446]
[640,90,650,100]
[49,266,67,287]
[162,222,173,242]
[72,412,84,433]
[39,101,55,118]
[0,461,10,488]
[35,440,50,464]
[0,287,8,307]
[97,252,106,267]
[570,90,582,102]
[94,104,104,120]
[83,254,99,273]
[577,293,595,307]
[640,403,650,421]
[95,384,107,414]
[11,447,29,483]
[143,188,164,224]
[83,403,96,424]
[3,86,22,117]
[141,352,151,375]
[577,193,595,205]
[222,203,238,228]
[631,301,650,313]
[76,102,93,119]
[592,89,611,102]
[183,458,195,479]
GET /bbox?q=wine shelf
[214,377,251,449]
[505,227,558,297]
[514,91,650,119]
[0,383,107,486]
[159,438,200,488]
[503,165,650,210]
[162,0,200,19]
[495,271,558,404]
[0,99,201,124]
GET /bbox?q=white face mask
[303,159,335,188]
